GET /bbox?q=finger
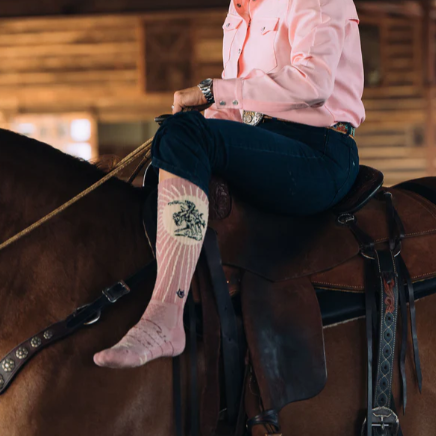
[173,102,184,114]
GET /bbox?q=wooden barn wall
[0,10,431,185]
[357,15,426,185]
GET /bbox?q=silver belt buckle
[242,110,264,126]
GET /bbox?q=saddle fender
[241,273,327,411]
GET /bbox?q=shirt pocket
[251,17,280,73]
[222,14,244,73]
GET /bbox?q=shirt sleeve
[204,68,242,122]
[213,0,347,113]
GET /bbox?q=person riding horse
[94,0,365,368]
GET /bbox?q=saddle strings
[0,137,154,253]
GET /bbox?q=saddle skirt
[208,178,436,287]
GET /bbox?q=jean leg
[151,111,355,216]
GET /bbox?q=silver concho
[31,336,42,348]
[0,375,4,388]
[16,347,29,360]
[1,358,15,372]
[242,110,264,126]
[43,330,53,340]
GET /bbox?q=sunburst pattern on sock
[94,177,208,368]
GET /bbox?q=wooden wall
[0,9,432,185]
[357,15,427,185]
[0,11,229,122]
[0,0,231,18]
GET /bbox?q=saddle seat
[210,164,383,222]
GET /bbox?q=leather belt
[242,110,356,138]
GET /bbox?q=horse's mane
[0,128,133,191]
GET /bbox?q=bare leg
[94,170,209,368]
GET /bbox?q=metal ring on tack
[75,304,102,326]
[337,213,356,225]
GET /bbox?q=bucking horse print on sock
[170,199,206,241]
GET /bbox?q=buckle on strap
[242,110,264,126]
[362,408,400,436]
[103,281,131,303]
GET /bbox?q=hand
[172,85,213,114]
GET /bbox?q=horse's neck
[0,136,153,344]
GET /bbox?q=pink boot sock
[94,177,208,368]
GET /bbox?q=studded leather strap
[373,250,399,411]
[0,262,156,395]
[0,317,81,393]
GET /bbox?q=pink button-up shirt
[205,0,366,128]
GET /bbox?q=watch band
[198,79,215,105]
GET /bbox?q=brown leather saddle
[189,164,436,435]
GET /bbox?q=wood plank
[0,85,144,105]
[0,70,137,85]
[0,52,138,73]
[357,147,425,158]
[357,147,426,159]
[196,40,223,63]
[0,85,173,105]
[383,71,419,85]
[0,42,138,58]
[363,86,420,98]
[387,31,413,43]
[359,158,426,170]
[387,58,414,70]
[386,18,415,30]
[355,135,406,147]
[362,98,424,110]
[365,111,424,123]
[0,28,136,46]
[195,25,225,40]
[357,122,418,134]
[0,15,139,33]
[386,44,414,57]
[0,10,226,34]
[381,172,427,186]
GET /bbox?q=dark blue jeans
[151,111,359,216]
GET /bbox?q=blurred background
[0,0,434,185]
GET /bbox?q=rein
[0,137,154,252]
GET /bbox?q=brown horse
[0,129,191,436]
[0,128,435,436]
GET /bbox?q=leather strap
[344,192,405,436]
[247,409,281,434]
[338,214,375,256]
[373,250,399,411]
[397,264,408,412]
[384,192,405,252]
[172,356,183,436]
[0,261,156,395]
[398,255,423,393]
[188,293,199,436]
[203,228,244,424]
[234,360,250,436]
[364,256,377,436]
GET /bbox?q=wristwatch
[197,78,215,104]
